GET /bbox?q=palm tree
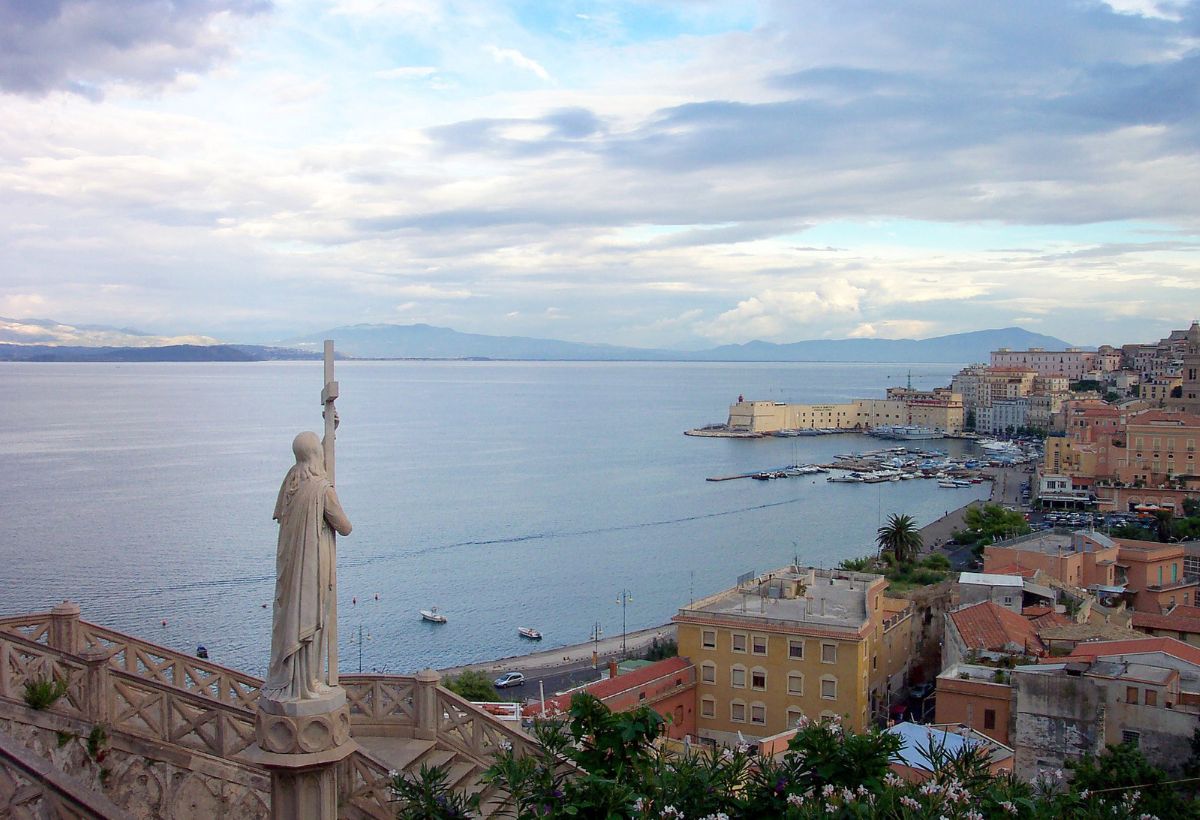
[876,513,923,565]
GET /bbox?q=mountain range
[0,316,1078,363]
[281,324,1077,363]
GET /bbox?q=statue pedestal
[251,689,356,820]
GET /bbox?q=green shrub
[443,669,500,703]
[22,677,68,710]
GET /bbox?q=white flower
[787,793,804,807]
[1079,789,1089,799]
[999,801,1017,815]
[900,796,920,809]
[660,805,684,819]
[720,748,734,762]
[633,797,645,812]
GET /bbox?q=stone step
[355,736,437,773]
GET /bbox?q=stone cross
[321,339,339,686]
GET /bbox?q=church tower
[1169,321,1200,414]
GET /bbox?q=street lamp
[590,622,603,669]
[616,589,633,658]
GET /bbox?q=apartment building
[674,567,912,744]
[1118,410,1200,484]
[990,348,1093,380]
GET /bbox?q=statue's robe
[263,466,351,700]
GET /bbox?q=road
[920,465,1032,570]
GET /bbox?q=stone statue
[262,431,352,701]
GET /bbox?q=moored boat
[420,607,447,623]
[518,627,542,640]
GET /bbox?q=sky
[0,0,1198,349]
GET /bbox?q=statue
[262,431,352,701]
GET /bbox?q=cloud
[847,320,937,339]
[0,0,271,98]
[696,282,865,342]
[484,45,550,81]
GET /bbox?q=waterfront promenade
[438,465,1029,693]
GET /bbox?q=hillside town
[503,322,1200,789]
[6,325,1200,817]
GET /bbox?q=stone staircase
[0,606,544,818]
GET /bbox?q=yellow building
[727,401,859,432]
[674,567,914,744]
[726,393,964,434]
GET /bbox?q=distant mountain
[285,323,1076,363]
[0,344,319,362]
[697,327,1080,363]
[279,323,679,361]
[0,316,219,348]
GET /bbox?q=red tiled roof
[522,657,693,717]
[1063,637,1200,667]
[1023,605,1052,617]
[1128,410,1200,427]
[1132,609,1200,635]
[950,601,1045,655]
[1031,612,1073,630]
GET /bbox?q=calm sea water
[0,360,987,674]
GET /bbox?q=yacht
[420,607,447,623]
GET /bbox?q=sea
[0,360,989,675]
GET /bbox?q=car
[493,671,526,689]
[909,682,935,700]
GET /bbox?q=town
[5,324,1200,817]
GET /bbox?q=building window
[1126,686,1138,705]
[788,639,805,660]
[752,635,768,655]
[732,633,747,653]
[1146,690,1158,707]
[701,630,716,649]
[750,703,766,725]
[731,700,746,722]
[787,672,804,695]
[731,665,746,688]
[787,707,804,727]
[821,643,837,664]
[1122,730,1141,747]
[821,676,837,700]
[984,709,996,730]
[872,655,877,671]
[700,697,715,718]
[751,668,767,691]
[701,662,716,684]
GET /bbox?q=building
[886,722,1014,782]
[674,567,913,743]
[726,394,964,435]
[943,601,1045,669]
[957,572,1026,613]
[1118,410,1200,485]
[1166,322,1200,415]
[524,657,697,740]
[984,530,1197,613]
[1011,638,1200,778]
[935,664,1015,745]
[991,348,1094,381]
[984,530,1120,592]
[1131,605,1200,647]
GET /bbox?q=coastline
[437,464,1029,682]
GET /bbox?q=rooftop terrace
[675,566,881,633]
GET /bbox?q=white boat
[938,480,958,488]
[420,607,447,623]
[518,627,542,640]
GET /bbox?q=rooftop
[949,601,1045,656]
[887,722,1013,771]
[1132,606,1200,635]
[675,567,881,633]
[1062,637,1200,668]
[959,572,1023,588]
[990,529,1115,557]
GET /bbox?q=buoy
[352,597,357,605]
[374,593,379,601]
[161,619,167,627]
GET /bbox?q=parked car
[909,682,935,700]
[493,671,526,689]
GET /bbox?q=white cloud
[484,46,550,82]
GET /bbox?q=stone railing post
[414,669,441,741]
[79,647,111,724]
[49,601,81,655]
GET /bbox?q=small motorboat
[518,627,542,640]
[420,607,447,624]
